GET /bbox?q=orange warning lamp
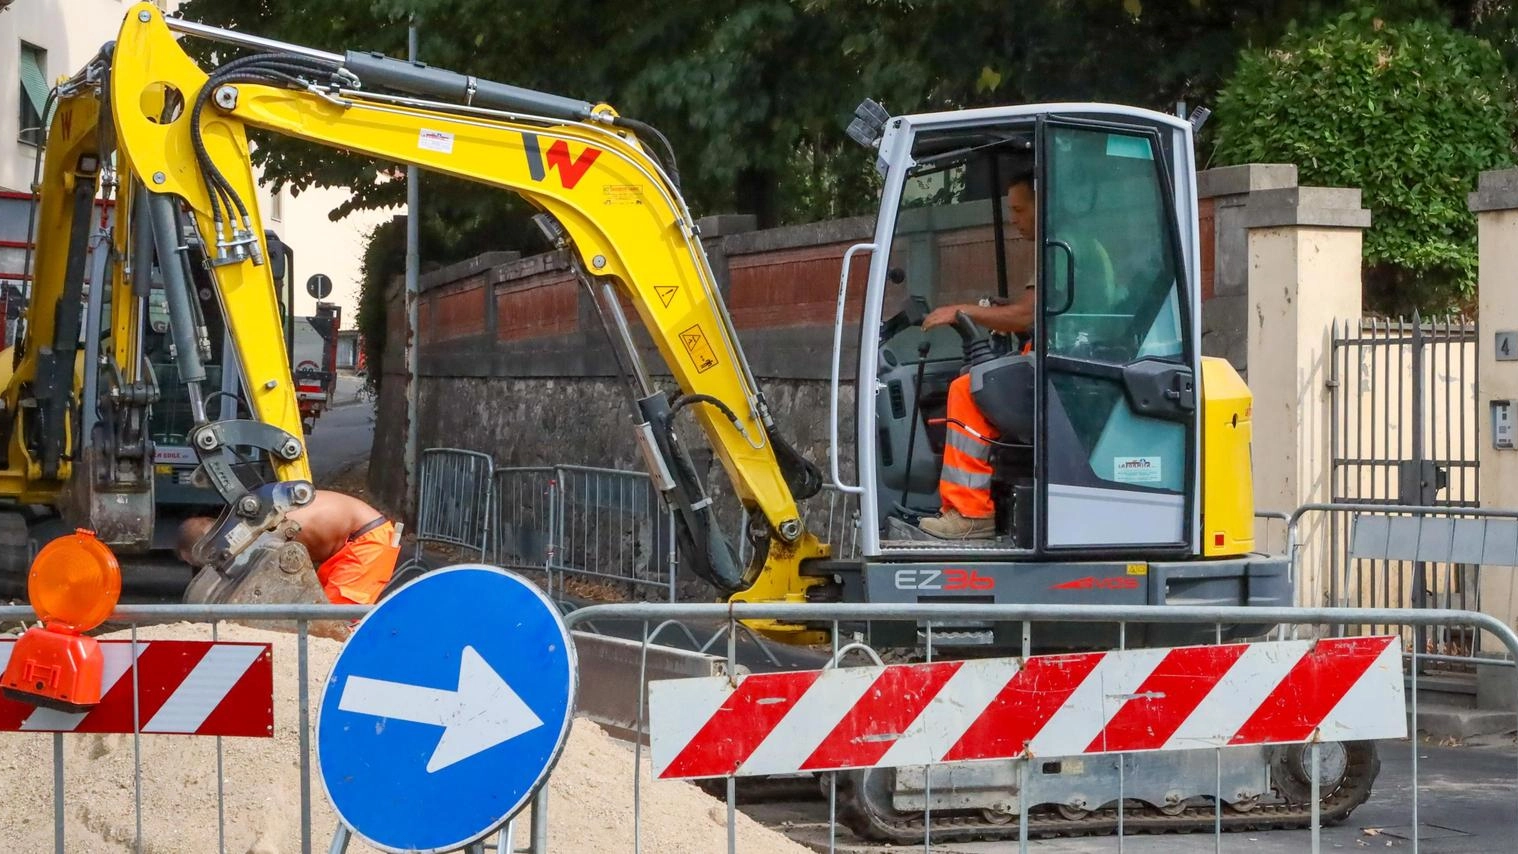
[1,530,121,711]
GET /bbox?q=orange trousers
[939,373,998,518]
[316,521,400,605]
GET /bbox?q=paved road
[758,741,1518,853]
[305,373,375,484]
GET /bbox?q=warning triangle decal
[656,285,679,307]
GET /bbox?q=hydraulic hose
[608,115,680,190]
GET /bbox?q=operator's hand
[922,305,966,331]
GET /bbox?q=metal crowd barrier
[5,598,1517,854]
[490,466,556,571]
[491,465,678,601]
[1288,502,1518,665]
[413,448,494,563]
[487,464,864,602]
[550,465,675,600]
[560,601,1518,854]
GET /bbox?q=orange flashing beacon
[1,530,121,711]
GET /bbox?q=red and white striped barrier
[0,640,273,737]
[650,636,1405,779]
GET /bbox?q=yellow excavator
[6,43,325,606]
[41,3,1375,840]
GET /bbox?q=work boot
[919,509,995,540]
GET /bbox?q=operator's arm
[922,285,1035,334]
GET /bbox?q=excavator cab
[819,104,1380,845]
[836,104,1290,650]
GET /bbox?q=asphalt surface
[306,373,375,484]
[754,740,1518,853]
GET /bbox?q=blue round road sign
[316,565,576,853]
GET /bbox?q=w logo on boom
[520,132,601,190]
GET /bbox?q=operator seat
[966,353,1035,545]
[965,351,1100,547]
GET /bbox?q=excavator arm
[7,40,316,576]
[106,4,830,617]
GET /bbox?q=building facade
[3,0,387,325]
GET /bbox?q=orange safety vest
[316,520,401,605]
[939,373,997,519]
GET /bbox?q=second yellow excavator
[7,46,326,606]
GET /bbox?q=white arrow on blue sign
[316,565,577,854]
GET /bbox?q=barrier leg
[53,732,63,854]
[530,785,548,853]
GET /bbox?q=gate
[1329,316,1480,653]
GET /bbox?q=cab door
[1036,119,1197,552]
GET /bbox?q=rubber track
[826,743,1381,845]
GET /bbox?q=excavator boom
[101,3,828,616]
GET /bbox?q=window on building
[269,186,284,222]
[19,43,48,147]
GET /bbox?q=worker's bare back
[285,490,387,565]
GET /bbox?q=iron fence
[414,448,495,562]
[1328,317,1480,622]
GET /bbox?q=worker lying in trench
[176,490,401,606]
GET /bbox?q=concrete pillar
[1472,169,1518,640]
[1245,188,1370,607]
[1198,164,1299,377]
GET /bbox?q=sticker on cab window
[1113,456,1162,484]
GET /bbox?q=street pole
[403,17,421,519]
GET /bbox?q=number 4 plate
[1498,331,1518,361]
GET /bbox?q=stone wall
[369,214,871,515]
[1196,164,1301,378]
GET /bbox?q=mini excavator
[33,4,1377,840]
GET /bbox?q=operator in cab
[176,490,400,605]
[915,171,1037,540]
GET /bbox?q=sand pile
[0,622,808,854]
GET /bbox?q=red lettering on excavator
[544,139,600,189]
[1050,576,1140,591]
[942,569,996,591]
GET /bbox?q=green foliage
[175,0,1348,230]
[175,0,1515,324]
[356,217,401,392]
[1212,9,1517,314]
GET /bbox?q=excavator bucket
[183,535,349,640]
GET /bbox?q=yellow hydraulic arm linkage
[106,4,830,624]
[17,39,317,576]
